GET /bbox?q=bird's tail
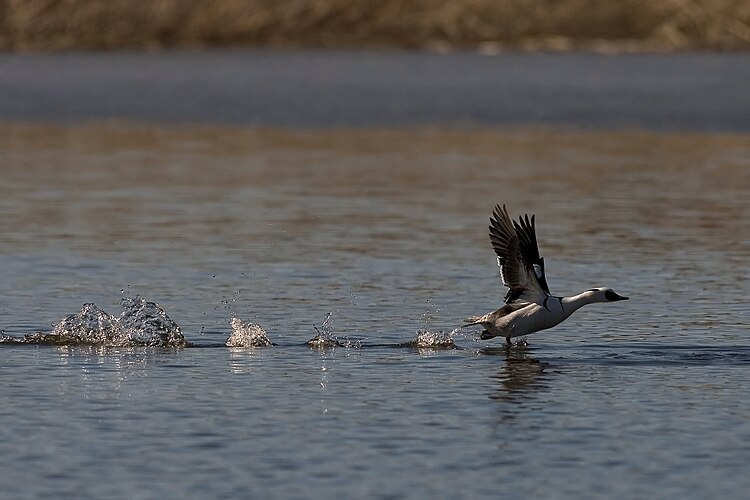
[463,315,496,339]
[462,316,482,328]
[462,315,489,328]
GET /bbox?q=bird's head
[585,287,629,303]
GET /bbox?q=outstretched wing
[488,204,550,305]
[512,211,551,296]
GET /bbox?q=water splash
[307,333,347,348]
[402,328,459,349]
[21,296,186,347]
[419,299,445,330]
[450,323,486,343]
[118,297,185,346]
[225,317,273,347]
[53,302,120,344]
[307,312,362,348]
[307,312,340,348]
[411,299,460,348]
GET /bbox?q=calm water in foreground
[1,124,749,498]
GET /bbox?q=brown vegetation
[1,0,749,51]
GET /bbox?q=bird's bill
[604,289,629,301]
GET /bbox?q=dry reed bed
[1,0,749,51]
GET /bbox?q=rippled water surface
[1,124,749,498]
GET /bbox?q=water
[2,50,750,131]
[1,123,749,498]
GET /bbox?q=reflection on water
[484,344,549,401]
[51,345,172,401]
[550,343,750,366]
[227,345,266,374]
[1,124,747,264]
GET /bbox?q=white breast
[506,300,568,337]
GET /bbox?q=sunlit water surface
[1,124,749,498]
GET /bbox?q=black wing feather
[512,213,551,295]
[489,205,525,302]
[488,204,551,303]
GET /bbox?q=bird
[464,204,628,345]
